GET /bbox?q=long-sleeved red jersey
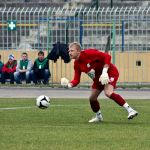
[2,60,17,73]
[70,49,119,87]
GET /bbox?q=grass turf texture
[0,98,150,150]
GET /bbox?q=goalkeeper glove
[61,77,72,88]
[99,68,109,85]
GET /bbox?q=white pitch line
[0,106,36,110]
[0,105,88,110]
[0,104,147,111]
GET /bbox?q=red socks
[90,93,125,112]
[90,101,100,112]
[110,93,126,106]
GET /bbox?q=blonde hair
[69,42,82,51]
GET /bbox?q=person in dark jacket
[31,51,51,84]
[1,54,17,84]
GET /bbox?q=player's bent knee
[104,90,112,98]
[89,95,98,102]
[89,96,96,102]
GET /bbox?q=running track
[0,87,149,99]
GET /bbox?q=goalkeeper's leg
[88,89,103,123]
[104,84,138,120]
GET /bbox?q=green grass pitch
[0,98,150,150]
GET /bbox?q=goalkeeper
[61,42,138,123]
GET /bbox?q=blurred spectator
[1,54,17,84]
[14,52,33,84]
[0,54,4,81]
[31,51,51,84]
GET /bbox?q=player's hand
[99,73,109,85]
[67,83,72,88]
[61,77,72,88]
[99,68,109,85]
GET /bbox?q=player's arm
[99,64,110,85]
[98,51,111,85]
[87,49,111,85]
[102,64,109,73]
[69,67,81,87]
[61,62,81,88]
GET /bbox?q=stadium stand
[0,0,149,8]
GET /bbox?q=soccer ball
[36,95,50,109]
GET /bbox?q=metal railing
[0,7,150,51]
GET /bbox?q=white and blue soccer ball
[36,95,50,109]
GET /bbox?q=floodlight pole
[96,0,99,10]
[91,0,99,10]
[111,0,113,8]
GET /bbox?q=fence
[0,7,150,86]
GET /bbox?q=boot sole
[128,112,138,120]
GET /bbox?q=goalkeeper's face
[68,45,81,60]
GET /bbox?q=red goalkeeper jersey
[70,49,119,87]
